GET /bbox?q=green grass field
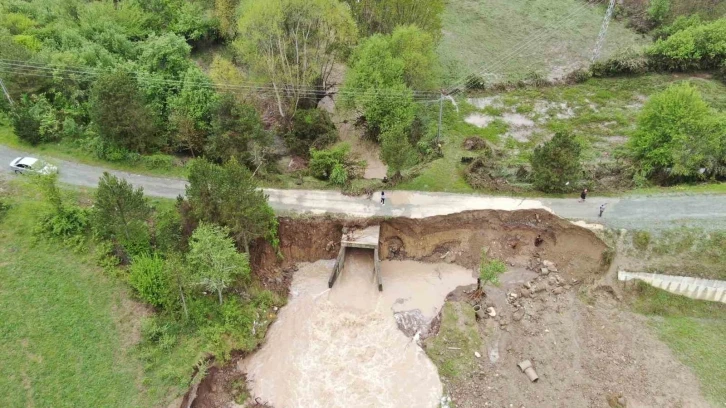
[399,74,726,195]
[632,283,726,406]
[0,181,192,407]
[438,0,649,84]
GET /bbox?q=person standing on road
[381,191,385,205]
[599,203,607,217]
[579,188,588,202]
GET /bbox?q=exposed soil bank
[253,209,610,289]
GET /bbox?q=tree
[530,132,583,193]
[235,0,357,117]
[629,82,726,180]
[343,0,445,37]
[10,94,60,145]
[187,223,250,305]
[90,71,159,153]
[285,108,338,157]
[186,158,278,253]
[214,0,240,39]
[138,33,192,78]
[168,67,219,156]
[380,124,416,178]
[93,172,152,253]
[207,94,267,164]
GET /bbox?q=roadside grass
[631,283,726,405]
[0,122,188,179]
[438,0,649,84]
[626,227,726,280]
[0,181,200,407]
[424,302,482,380]
[401,74,726,195]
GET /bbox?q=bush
[591,48,651,77]
[628,82,725,181]
[530,132,583,193]
[479,251,506,287]
[10,94,60,145]
[309,144,351,180]
[648,18,726,71]
[285,109,338,157]
[37,206,90,240]
[633,231,651,251]
[647,0,671,25]
[142,154,174,170]
[129,254,173,309]
[565,68,593,84]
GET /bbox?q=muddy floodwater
[241,250,476,408]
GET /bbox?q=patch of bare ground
[430,259,711,408]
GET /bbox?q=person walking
[599,203,607,217]
[579,188,588,202]
[380,191,385,205]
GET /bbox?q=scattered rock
[486,307,497,317]
[520,289,531,298]
[542,260,558,272]
[553,287,564,295]
[475,351,482,358]
[540,267,550,276]
[512,309,525,322]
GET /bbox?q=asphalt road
[3,146,726,230]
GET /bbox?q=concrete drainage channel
[618,271,726,303]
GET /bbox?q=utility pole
[0,77,13,106]
[592,0,617,62]
[436,89,446,149]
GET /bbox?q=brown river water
[240,249,476,408]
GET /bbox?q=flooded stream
[241,250,476,408]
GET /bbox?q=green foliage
[633,230,652,251]
[214,0,240,39]
[343,0,445,37]
[591,47,651,77]
[90,71,159,154]
[208,95,268,165]
[93,172,152,257]
[647,0,671,24]
[186,158,278,252]
[10,94,60,145]
[309,144,351,181]
[341,25,434,166]
[187,223,250,304]
[169,67,219,156]
[129,254,173,308]
[530,132,583,193]
[648,18,726,71]
[33,173,89,242]
[629,82,726,181]
[285,109,338,157]
[139,33,192,78]
[329,163,348,186]
[235,0,357,116]
[479,251,506,286]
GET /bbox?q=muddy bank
[253,209,609,290]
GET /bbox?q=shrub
[648,18,726,71]
[647,0,670,25]
[633,231,651,251]
[530,132,583,193]
[565,68,593,84]
[628,82,725,181]
[329,163,348,186]
[309,144,351,180]
[37,206,90,240]
[10,94,60,145]
[479,251,506,287]
[285,109,338,157]
[129,254,173,308]
[591,48,651,77]
[142,154,174,170]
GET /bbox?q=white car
[9,157,58,175]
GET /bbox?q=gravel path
[3,146,726,230]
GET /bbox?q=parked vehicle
[9,157,58,175]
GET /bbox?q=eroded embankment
[253,209,610,285]
[190,209,610,408]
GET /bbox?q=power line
[0,76,13,105]
[592,0,617,62]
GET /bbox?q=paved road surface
[3,146,725,230]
